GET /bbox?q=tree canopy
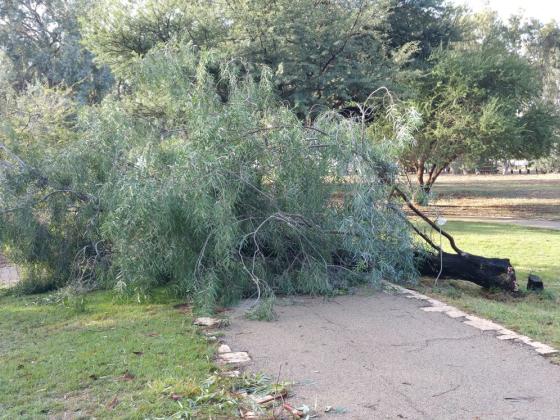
[82,0,405,114]
[395,11,560,191]
[0,0,112,102]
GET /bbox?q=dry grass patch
[417,173,560,220]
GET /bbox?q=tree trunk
[392,186,520,292]
[502,159,510,175]
[425,165,446,192]
[416,161,426,191]
[417,251,518,291]
[332,248,519,292]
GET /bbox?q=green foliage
[399,29,560,190]
[0,79,104,292]
[80,0,227,77]
[381,0,465,66]
[0,0,112,102]
[1,45,418,309]
[82,0,402,114]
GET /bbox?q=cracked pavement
[224,289,560,419]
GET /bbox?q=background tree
[80,0,228,78]
[0,0,112,102]
[380,0,465,68]
[511,18,560,172]
[398,14,559,192]
[508,18,560,105]
[82,0,411,115]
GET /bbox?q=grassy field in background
[0,290,240,418]
[426,173,560,220]
[417,220,560,351]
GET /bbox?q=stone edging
[383,281,558,357]
[192,316,303,419]
[193,316,250,376]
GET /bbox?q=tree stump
[527,274,544,291]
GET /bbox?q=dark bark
[391,186,519,292]
[416,160,425,190]
[425,164,446,192]
[417,251,518,291]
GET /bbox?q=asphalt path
[225,290,560,419]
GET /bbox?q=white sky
[454,0,560,23]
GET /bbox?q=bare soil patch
[417,174,560,220]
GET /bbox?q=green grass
[418,221,560,350]
[0,290,239,418]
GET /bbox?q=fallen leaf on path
[283,403,303,417]
[239,409,259,419]
[504,396,537,402]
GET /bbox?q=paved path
[447,217,560,230]
[225,289,560,419]
[0,253,20,288]
[0,265,19,288]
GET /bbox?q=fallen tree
[0,46,420,306]
[0,42,523,302]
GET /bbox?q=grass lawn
[417,221,560,351]
[0,290,240,418]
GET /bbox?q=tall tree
[0,0,112,102]
[399,39,559,192]
[508,17,560,105]
[510,18,560,172]
[82,0,406,114]
[380,0,465,67]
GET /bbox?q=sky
[454,0,560,23]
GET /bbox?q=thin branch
[194,233,212,280]
[1,189,96,215]
[406,218,440,252]
[392,186,464,255]
[0,143,27,169]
